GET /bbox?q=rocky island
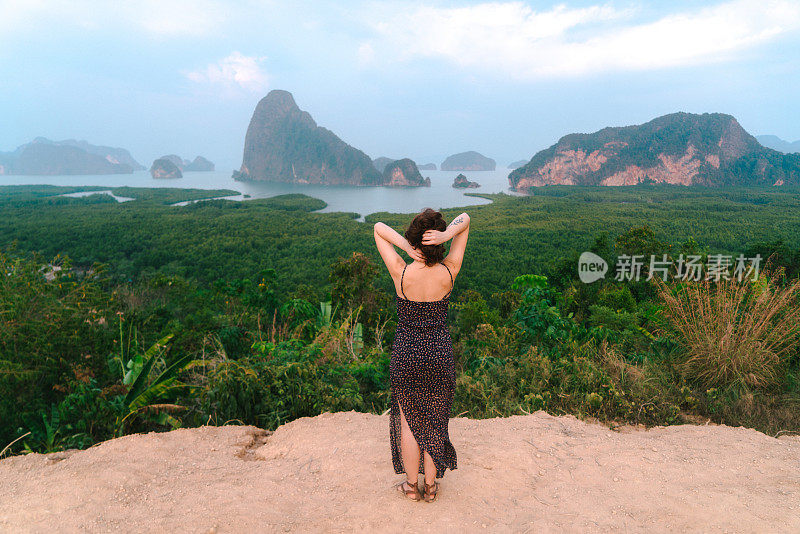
[452,173,480,188]
[155,155,215,172]
[441,151,496,171]
[161,155,187,169]
[185,156,215,171]
[150,158,183,179]
[418,163,437,170]
[382,158,430,187]
[509,112,800,191]
[237,90,419,186]
[0,137,141,175]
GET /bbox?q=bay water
[1,168,522,220]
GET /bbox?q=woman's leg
[423,451,437,486]
[398,402,420,483]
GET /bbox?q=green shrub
[453,290,501,340]
[199,339,388,430]
[512,275,579,346]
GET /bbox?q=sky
[1,0,799,170]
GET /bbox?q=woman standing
[373,208,471,502]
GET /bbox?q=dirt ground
[1,411,798,533]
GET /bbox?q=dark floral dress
[389,263,457,478]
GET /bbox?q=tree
[329,252,390,330]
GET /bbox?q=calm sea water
[1,169,521,220]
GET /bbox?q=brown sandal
[396,479,421,501]
[423,481,439,502]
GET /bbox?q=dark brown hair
[404,208,447,266]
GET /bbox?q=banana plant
[20,408,62,453]
[320,301,332,327]
[112,333,197,436]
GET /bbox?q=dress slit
[392,394,427,475]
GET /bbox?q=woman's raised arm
[422,212,470,275]
[374,222,425,277]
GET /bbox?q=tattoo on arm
[448,216,464,227]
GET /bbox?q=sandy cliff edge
[1,411,798,533]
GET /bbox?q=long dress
[390,262,457,478]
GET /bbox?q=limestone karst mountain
[185,156,215,172]
[382,158,430,187]
[156,155,214,172]
[150,158,183,179]
[236,90,408,186]
[509,112,800,191]
[452,173,480,188]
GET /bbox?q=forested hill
[509,112,800,191]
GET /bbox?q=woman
[373,208,471,502]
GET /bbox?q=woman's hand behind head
[422,229,447,246]
[406,243,426,262]
[405,208,447,265]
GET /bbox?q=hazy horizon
[2,0,799,171]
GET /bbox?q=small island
[418,163,437,170]
[383,158,431,187]
[185,156,215,172]
[0,137,141,175]
[441,151,496,171]
[155,154,215,173]
[508,159,528,169]
[150,158,183,179]
[452,173,480,188]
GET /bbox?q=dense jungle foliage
[1,184,799,457]
[3,184,800,298]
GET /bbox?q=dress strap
[400,264,408,299]
[441,262,453,298]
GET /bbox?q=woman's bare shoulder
[442,258,460,278]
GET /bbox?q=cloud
[357,42,375,66]
[131,0,226,37]
[361,0,800,79]
[0,0,226,38]
[185,52,270,93]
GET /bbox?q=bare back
[394,262,454,302]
